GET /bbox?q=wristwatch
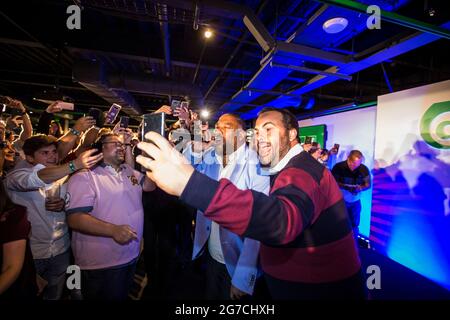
[69,127,81,136]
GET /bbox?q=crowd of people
[1,95,371,300]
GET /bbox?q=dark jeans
[81,259,137,301]
[34,250,70,300]
[265,269,367,300]
[345,200,361,237]
[205,252,269,300]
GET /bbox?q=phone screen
[334,143,340,152]
[119,116,129,128]
[141,113,166,142]
[171,100,181,112]
[105,103,122,124]
[304,136,312,145]
[58,102,74,111]
[88,108,103,127]
[180,101,189,109]
[140,113,166,172]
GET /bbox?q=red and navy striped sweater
[181,151,361,285]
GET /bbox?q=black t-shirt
[0,205,38,300]
[332,160,370,187]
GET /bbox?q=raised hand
[73,149,103,170]
[46,101,63,113]
[9,98,26,113]
[154,105,172,115]
[174,105,190,121]
[73,116,96,133]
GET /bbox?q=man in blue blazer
[184,114,269,300]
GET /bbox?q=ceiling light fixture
[204,30,213,39]
[322,17,348,34]
[201,109,209,118]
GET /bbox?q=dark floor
[359,247,450,300]
[140,247,450,300]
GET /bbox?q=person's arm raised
[37,149,103,184]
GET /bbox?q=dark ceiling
[0,0,449,123]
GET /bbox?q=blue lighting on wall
[371,141,450,291]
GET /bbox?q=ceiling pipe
[108,73,204,108]
[271,62,352,81]
[204,0,271,100]
[156,3,171,77]
[242,87,302,98]
[240,21,450,120]
[193,2,200,30]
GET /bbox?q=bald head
[217,113,245,130]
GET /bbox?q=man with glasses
[66,132,155,300]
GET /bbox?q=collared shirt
[5,162,70,259]
[188,143,269,294]
[208,144,247,264]
[332,160,370,203]
[262,143,303,176]
[65,163,145,270]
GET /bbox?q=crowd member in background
[54,116,97,163]
[183,113,270,300]
[0,120,10,178]
[0,97,33,174]
[0,138,16,178]
[326,144,339,169]
[137,108,366,299]
[318,148,329,166]
[35,101,64,136]
[302,141,312,152]
[332,150,371,238]
[66,132,155,300]
[308,142,322,161]
[0,182,38,300]
[5,135,103,300]
[48,120,63,139]
[3,98,33,160]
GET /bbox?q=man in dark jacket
[136,108,366,299]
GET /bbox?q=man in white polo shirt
[66,132,155,300]
[5,133,103,300]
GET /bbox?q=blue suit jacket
[184,144,269,294]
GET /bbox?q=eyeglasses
[102,141,125,148]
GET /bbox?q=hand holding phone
[141,113,166,142]
[88,108,104,127]
[57,101,74,111]
[330,143,340,155]
[140,113,166,172]
[119,116,129,129]
[174,103,190,121]
[105,103,122,125]
[170,100,181,113]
